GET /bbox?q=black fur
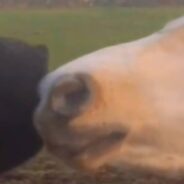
[0,38,48,173]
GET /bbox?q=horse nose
[50,73,92,117]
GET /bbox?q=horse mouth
[46,131,127,171]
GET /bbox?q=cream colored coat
[35,16,184,175]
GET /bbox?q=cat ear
[35,44,49,58]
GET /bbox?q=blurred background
[0,1,183,183]
[0,0,184,8]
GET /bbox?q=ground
[0,7,184,183]
[1,150,184,184]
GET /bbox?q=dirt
[1,150,184,184]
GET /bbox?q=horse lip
[61,132,127,160]
[68,131,128,171]
[76,131,127,156]
[45,131,127,166]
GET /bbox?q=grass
[0,7,184,184]
[0,7,183,70]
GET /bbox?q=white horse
[34,16,184,174]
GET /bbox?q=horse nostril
[50,74,91,117]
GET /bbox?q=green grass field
[0,7,183,70]
[0,7,184,184]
